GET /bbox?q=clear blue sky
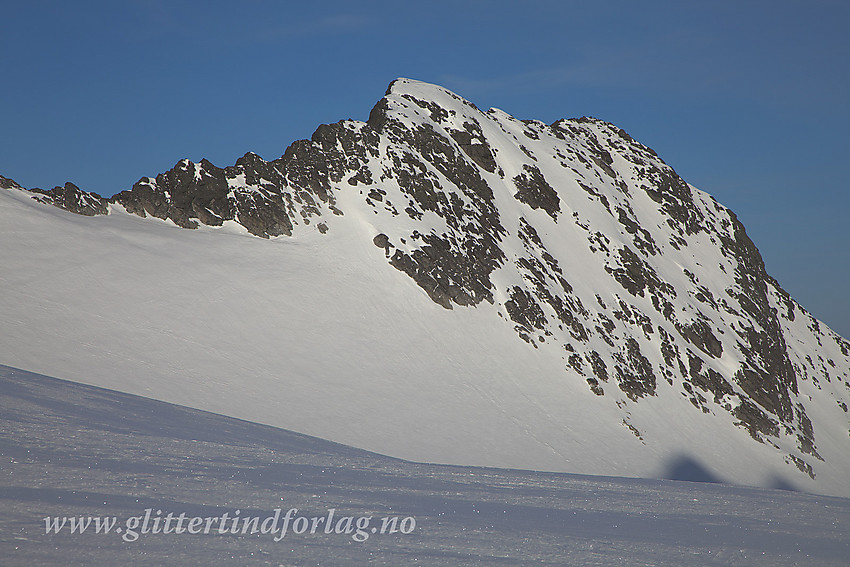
[2,1,848,338]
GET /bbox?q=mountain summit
[3,79,849,495]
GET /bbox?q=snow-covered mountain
[2,78,849,496]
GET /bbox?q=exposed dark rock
[795,404,822,460]
[373,233,390,248]
[112,159,233,230]
[30,182,108,216]
[373,233,392,256]
[720,210,798,424]
[366,97,391,132]
[449,121,498,173]
[388,241,484,309]
[506,286,547,332]
[789,454,815,480]
[638,164,705,236]
[378,119,506,309]
[733,397,780,441]
[616,338,657,401]
[687,351,733,404]
[401,93,451,124]
[678,319,723,358]
[587,350,609,384]
[606,246,675,300]
[586,377,604,396]
[0,175,23,189]
[513,164,560,219]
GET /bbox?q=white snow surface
[2,365,848,566]
[2,78,849,497]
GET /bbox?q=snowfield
[2,365,848,566]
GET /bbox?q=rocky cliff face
[9,78,850,483]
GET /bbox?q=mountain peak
[3,79,850,495]
[385,77,457,98]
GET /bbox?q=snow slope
[2,79,849,496]
[2,365,849,566]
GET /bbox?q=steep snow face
[2,79,850,495]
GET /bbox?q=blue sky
[2,0,848,338]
